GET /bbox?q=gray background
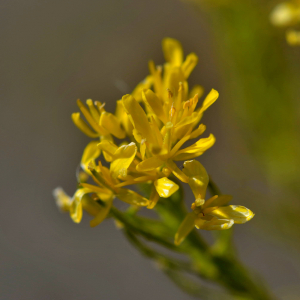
[1,0,300,299]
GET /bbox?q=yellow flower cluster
[270,1,300,46]
[54,38,254,245]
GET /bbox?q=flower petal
[86,99,100,121]
[202,195,233,210]
[131,75,153,102]
[200,89,219,113]
[173,134,216,161]
[97,140,118,162]
[154,177,179,198]
[164,67,185,94]
[189,85,204,99]
[208,205,254,224]
[81,141,101,172]
[175,212,196,245]
[147,186,160,209]
[182,53,198,79]
[189,124,206,139]
[77,99,107,135]
[110,142,137,178]
[182,160,208,200]
[122,94,157,145]
[100,112,126,139]
[115,100,134,136]
[195,217,234,230]
[162,37,183,67]
[71,113,99,138]
[166,160,189,183]
[136,156,164,172]
[69,188,91,223]
[142,89,168,123]
[116,189,150,206]
[80,183,113,201]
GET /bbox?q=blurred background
[1,0,300,299]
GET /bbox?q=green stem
[114,182,274,299]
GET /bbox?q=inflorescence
[53,38,254,245]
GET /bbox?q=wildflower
[175,160,254,245]
[92,38,218,208]
[54,37,254,236]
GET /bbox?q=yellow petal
[97,140,118,162]
[136,156,164,172]
[173,151,206,161]
[189,85,204,99]
[148,61,163,98]
[81,141,101,172]
[140,139,146,160]
[182,160,208,199]
[147,187,160,209]
[173,134,216,161]
[200,89,219,113]
[182,53,198,79]
[168,134,191,158]
[189,124,206,139]
[174,212,196,245]
[86,99,100,121]
[132,76,153,102]
[69,188,91,223]
[162,37,183,66]
[77,99,107,135]
[174,112,199,129]
[90,199,113,227]
[195,217,234,230]
[53,187,72,212]
[154,177,179,198]
[208,206,254,224]
[115,100,134,136]
[134,176,156,182]
[202,195,233,210]
[70,198,82,223]
[100,111,126,139]
[142,89,168,123]
[166,160,189,183]
[80,183,113,201]
[164,67,185,95]
[71,113,99,138]
[110,142,137,178]
[116,189,149,206]
[122,94,156,145]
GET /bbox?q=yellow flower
[55,38,251,233]
[95,38,218,207]
[270,2,300,27]
[270,1,300,45]
[174,160,254,245]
